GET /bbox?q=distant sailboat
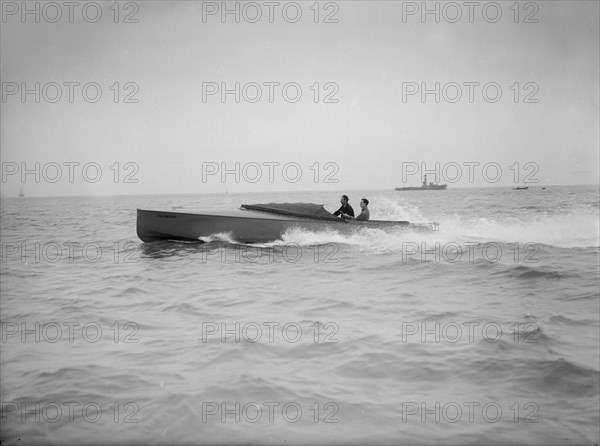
[18,189,25,197]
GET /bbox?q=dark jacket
[333,203,354,217]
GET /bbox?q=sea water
[1,185,598,444]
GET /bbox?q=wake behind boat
[137,202,437,243]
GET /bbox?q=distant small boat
[18,189,24,197]
[395,175,447,191]
[512,186,529,190]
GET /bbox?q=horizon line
[2,183,599,199]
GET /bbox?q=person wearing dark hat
[333,195,354,218]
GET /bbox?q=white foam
[269,205,599,251]
[198,232,236,244]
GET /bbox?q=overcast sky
[1,0,598,196]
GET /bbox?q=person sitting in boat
[333,195,354,218]
[342,198,370,221]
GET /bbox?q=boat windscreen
[241,203,340,221]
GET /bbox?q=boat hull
[136,208,417,244]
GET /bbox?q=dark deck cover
[241,203,340,221]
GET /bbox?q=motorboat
[395,175,447,191]
[512,186,529,190]
[137,202,437,243]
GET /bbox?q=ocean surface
[1,185,599,445]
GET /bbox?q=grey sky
[1,0,598,196]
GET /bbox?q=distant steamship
[395,175,447,191]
